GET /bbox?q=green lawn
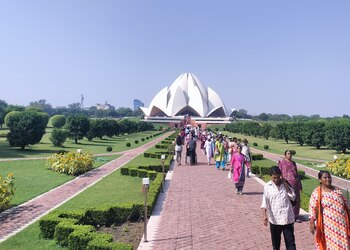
[0,155,119,206]
[0,129,161,159]
[0,150,161,250]
[226,132,341,161]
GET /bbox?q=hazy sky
[1,1,349,117]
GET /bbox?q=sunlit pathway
[0,132,172,243]
[139,144,314,250]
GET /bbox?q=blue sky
[0,0,349,117]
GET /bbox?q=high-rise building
[133,99,144,111]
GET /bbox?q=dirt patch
[97,221,144,249]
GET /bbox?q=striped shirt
[261,180,296,225]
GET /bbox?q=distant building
[133,99,144,111]
[96,101,113,110]
[141,72,234,125]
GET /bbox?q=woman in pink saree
[278,150,302,222]
[230,145,249,195]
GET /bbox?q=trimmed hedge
[251,154,263,161]
[263,145,269,150]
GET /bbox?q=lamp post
[142,178,149,242]
[161,154,166,192]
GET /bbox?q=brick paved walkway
[0,132,172,243]
[139,146,315,250]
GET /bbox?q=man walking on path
[261,166,297,250]
[186,135,197,165]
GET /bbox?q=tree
[260,123,272,140]
[288,122,305,146]
[303,121,326,149]
[6,110,49,149]
[274,123,289,143]
[0,100,8,128]
[66,114,90,144]
[27,99,54,115]
[50,115,66,128]
[258,113,269,121]
[50,129,68,147]
[115,107,133,117]
[325,120,350,153]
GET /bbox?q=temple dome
[141,73,227,117]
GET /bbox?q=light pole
[161,154,166,192]
[142,177,149,242]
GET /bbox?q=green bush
[148,171,157,180]
[138,169,148,178]
[126,142,131,147]
[134,140,139,144]
[251,154,263,160]
[263,145,269,150]
[55,220,84,246]
[144,152,150,157]
[129,168,138,177]
[47,151,94,176]
[49,128,68,147]
[253,142,258,146]
[141,138,145,142]
[298,170,306,179]
[120,167,129,176]
[146,137,149,140]
[68,227,95,250]
[106,146,113,152]
[0,173,15,212]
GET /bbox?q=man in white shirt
[261,166,296,250]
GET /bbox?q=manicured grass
[58,168,144,210]
[0,143,166,249]
[0,129,161,159]
[226,132,341,161]
[0,155,119,206]
[0,221,66,250]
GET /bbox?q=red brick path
[139,145,315,250]
[0,132,172,243]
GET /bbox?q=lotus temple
[141,73,234,127]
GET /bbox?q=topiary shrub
[146,137,149,140]
[129,168,138,177]
[138,169,148,178]
[106,146,113,152]
[252,154,263,160]
[49,129,68,147]
[134,140,139,144]
[141,138,145,142]
[126,142,131,147]
[120,167,129,176]
[253,142,258,146]
[263,145,269,150]
[144,152,150,158]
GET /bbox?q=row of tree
[0,99,143,128]
[225,119,350,153]
[4,111,154,149]
[232,109,349,121]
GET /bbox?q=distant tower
[81,94,84,108]
[133,99,144,111]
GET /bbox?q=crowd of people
[173,125,350,250]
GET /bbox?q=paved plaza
[139,145,315,250]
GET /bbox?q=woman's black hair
[284,150,290,156]
[269,166,282,176]
[318,170,331,180]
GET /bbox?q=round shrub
[141,138,145,141]
[50,129,68,147]
[134,140,139,144]
[126,142,131,147]
[150,135,153,138]
[263,145,269,150]
[106,146,113,152]
[146,137,149,140]
[253,142,258,146]
[252,154,264,160]
[290,150,296,155]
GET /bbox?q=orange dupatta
[315,186,326,250]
